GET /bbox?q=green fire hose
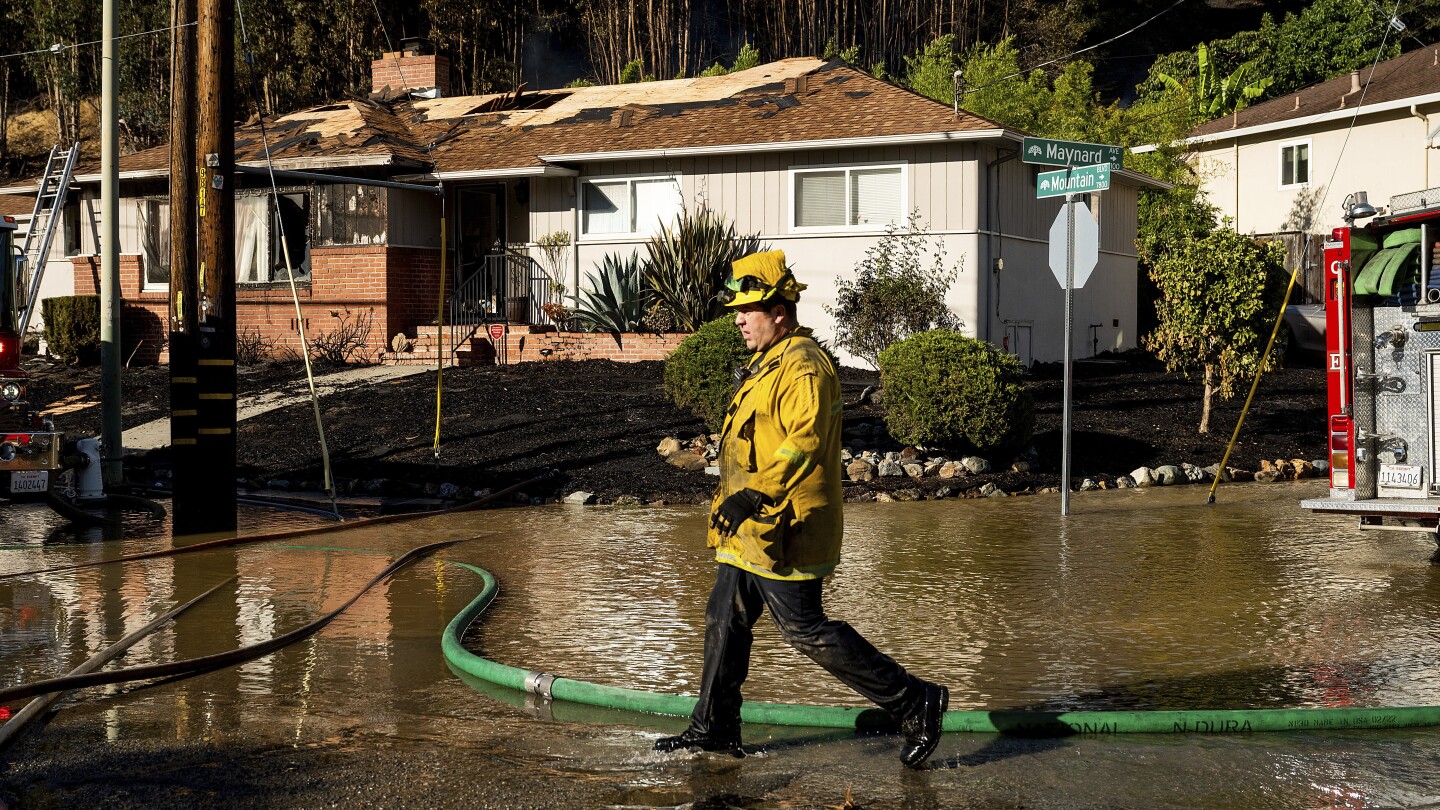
[442,562,1440,735]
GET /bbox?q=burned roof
[12,57,1009,188]
[1190,45,1440,138]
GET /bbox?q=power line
[0,21,198,62]
[961,0,1190,97]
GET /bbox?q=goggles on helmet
[715,274,773,306]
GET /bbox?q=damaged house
[2,48,1164,366]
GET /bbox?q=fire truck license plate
[1379,464,1423,489]
[9,471,48,494]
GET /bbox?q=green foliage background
[662,315,751,433]
[41,294,99,365]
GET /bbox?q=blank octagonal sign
[1048,201,1099,289]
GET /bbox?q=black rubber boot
[899,682,948,769]
[653,727,743,756]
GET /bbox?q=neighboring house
[0,191,69,334]
[1149,45,1440,302]
[0,49,1164,367]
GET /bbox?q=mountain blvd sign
[1037,163,1111,199]
[1021,136,1124,170]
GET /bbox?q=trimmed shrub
[878,330,1033,452]
[663,315,750,432]
[42,295,101,365]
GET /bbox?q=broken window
[237,191,311,284]
[139,199,170,289]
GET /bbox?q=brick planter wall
[499,328,689,364]
[70,245,446,366]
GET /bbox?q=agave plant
[643,206,768,332]
[570,252,650,333]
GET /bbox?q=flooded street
[4,481,1440,808]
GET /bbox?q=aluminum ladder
[17,143,80,335]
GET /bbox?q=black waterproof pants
[687,563,922,737]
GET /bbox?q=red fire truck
[0,214,63,502]
[1303,187,1440,540]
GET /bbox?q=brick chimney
[371,38,449,97]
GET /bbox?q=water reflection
[5,481,1440,809]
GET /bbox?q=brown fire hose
[0,539,459,705]
[0,472,553,582]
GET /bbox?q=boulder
[922,459,945,477]
[1154,465,1184,485]
[1115,475,1135,488]
[903,463,926,480]
[1228,468,1255,482]
[439,482,462,499]
[1079,478,1098,491]
[938,461,964,479]
[1290,459,1315,479]
[1312,459,1330,474]
[1254,470,1281,483]
[979,482,1001,497]
[892,488,922,502]
[1010,460,1031,473]
[961,456,992,475]
[563,491,597,505]
[1130,467,1154,487]
[1202,464,1231,482]
[900,446,921,460]
[847,460,878,482]
[665,451,709,472]
[1181,463,1209,483]
[875,491,896,503]
[934,486,956,499]
[878,460,905,477]
[655,437,683,457]
[612,495,642,506]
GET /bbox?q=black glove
[711,488,767,536]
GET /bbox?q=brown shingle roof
[0,193,32,217]
[5,58,1008,190]
[1191,45,1440,138]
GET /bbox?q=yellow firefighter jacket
[709,327,844,580]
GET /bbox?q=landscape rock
[934,486,956,498]
[938,461,964,479]
[922,459,945,476]
[846,460,877,482]
[1202,464,1231,482]
[878,460,905,478]
[1010,460,1031,473]
[1312,459,1330,474]
[1080,478,1098,491]
[563,491,597,505]
[979,482,1001,497]
[875,492,896,503]
[439,482,462,499]
[1254,470,1281,483]
[1154,465,1184,485]
[1181,463,1209,483]
[961,456,992,475]
[612,495,642,506]
[1289,459,1315,479]
[1228,468,1255,482]
[665,451,708,472]
[891,488,922,502]
[903,463,926,480]
[1130,467,1154,487]
[655,437,682,457]
[1115,475,1135,488]
[900,446,921,460]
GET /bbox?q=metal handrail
[445,252,554,361]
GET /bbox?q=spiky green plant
[570,252,650,333]
[643,206,768,332]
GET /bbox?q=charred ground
[24,352,1326,503]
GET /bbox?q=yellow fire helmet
[719,250,807,308]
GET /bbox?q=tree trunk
[1200,364,1214,434]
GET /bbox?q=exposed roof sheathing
[1190,45,1440,138]
[11,58,1012,189]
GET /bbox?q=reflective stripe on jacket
[709,328,843,580]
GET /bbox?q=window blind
[583,181,628,234]
[851,167,901,226]
[633,178,681,235]
[795,171,845,227]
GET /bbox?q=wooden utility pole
[168,0,204,534]
[186,0,237,535]
[100,0,123,485]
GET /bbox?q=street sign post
[1022,137,1124,170]
[1046,199,1101,518]
[1037,163,1111,198]
[488,322,505,365]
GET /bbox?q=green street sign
[1023,136,1124,170]
[1036,163,1111,198]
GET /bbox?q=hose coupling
[524,670,558,700]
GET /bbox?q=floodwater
[4,481,1440,808]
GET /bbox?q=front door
[458,185,506,285]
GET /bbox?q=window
[62,202,81,256]
[237,191,311,284]
[139,199,170,289]
[791,164,904,230]
[1280,140,1310,188]
[580,176,681,237]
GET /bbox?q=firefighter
[653,249,949,768]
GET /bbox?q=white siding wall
[1190,104,1440,236]
[529,141,1143,366]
